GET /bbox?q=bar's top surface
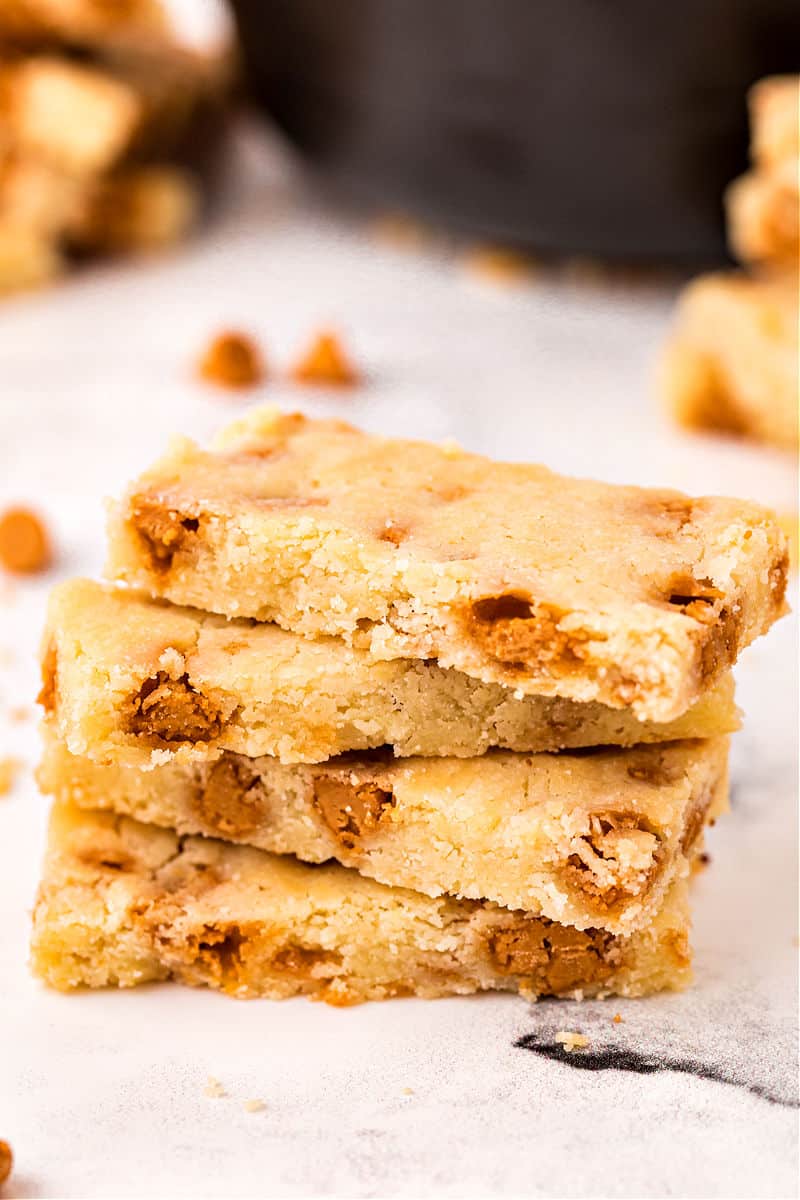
[41,579,740,765]
[107,409,787,720]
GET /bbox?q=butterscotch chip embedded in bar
[30,802,693,1003]
[661,272,798,450]
[40,580,740,766]
[105,407,788,722]
[39,734,728,934]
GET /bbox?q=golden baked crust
[661,272,798,449]
[105,409,788,722]
[40,579,740,765]
[39,735,728,934]
[30,802,693,1003]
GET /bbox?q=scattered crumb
[613,1013,624,1024]
[0,507,52,574]
[699,852,711,865]
[460,245,537,286]
[369,212,430,251]
[0,758,22,798]
[401,1087,414,1096]
[290,331,359,387]
[554,1031,590,1053]
[0,1139,11,1188]
[7,706,31,724]
[203,1076,227,1099]
[198,331,265,390]
[243,1099,265,1113]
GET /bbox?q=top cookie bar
[106,409,788,722]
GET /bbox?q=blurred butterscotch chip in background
[290,331,360,387]
[0,506,52,573]
[0,0,233,297]
[198,330,266,390]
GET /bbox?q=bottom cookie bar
[31,803,692,1004]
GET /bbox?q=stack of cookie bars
[31,409,788,1004]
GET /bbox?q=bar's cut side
[31,803,693,1004]
[40,736,728,934]
[104,410,788,722]
[40,580,741,766]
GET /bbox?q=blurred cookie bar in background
[726,76,799,268]
[661,74,798,450]
[0,0,233,297]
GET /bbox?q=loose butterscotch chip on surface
[290,331,359,387]
[198,331,265,390]
[0,506,51,573]
[0,758,22,797]
[0,1139,12,1188]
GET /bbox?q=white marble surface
[0,128,797,1199]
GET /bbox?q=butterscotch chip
[30,801,693,1003]
[106,408,788,722]
[0,758,21,797]
[0,506,51,573]
[290,332,359,387]
[198,331,265,390]
[0,1139,11,1187]
[39,730,729,935]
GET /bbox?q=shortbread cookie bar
[725,75,799,267]
[0,56,143,175]
[105,409,788,722]
[0,0,167,49]
[726,163,799,268]
[662,272,798,449]
[748,76,799,169]
[31,802,693,1003]
[40,580,740,766]
[40,735,727,933]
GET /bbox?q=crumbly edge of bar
[30,805,692,1004]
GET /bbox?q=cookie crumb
[401,1087,414,1096]
[198,331,265,390]
[613,1013,623,1024]
[0,507,52,574]
[290,331,359,387]
[0,1139,12,1187]
[554,1031,590,1053]
[8,707,31,723]
[203,1076,227,1099]
[0,758,21,798]
[243,1099,265,1113]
